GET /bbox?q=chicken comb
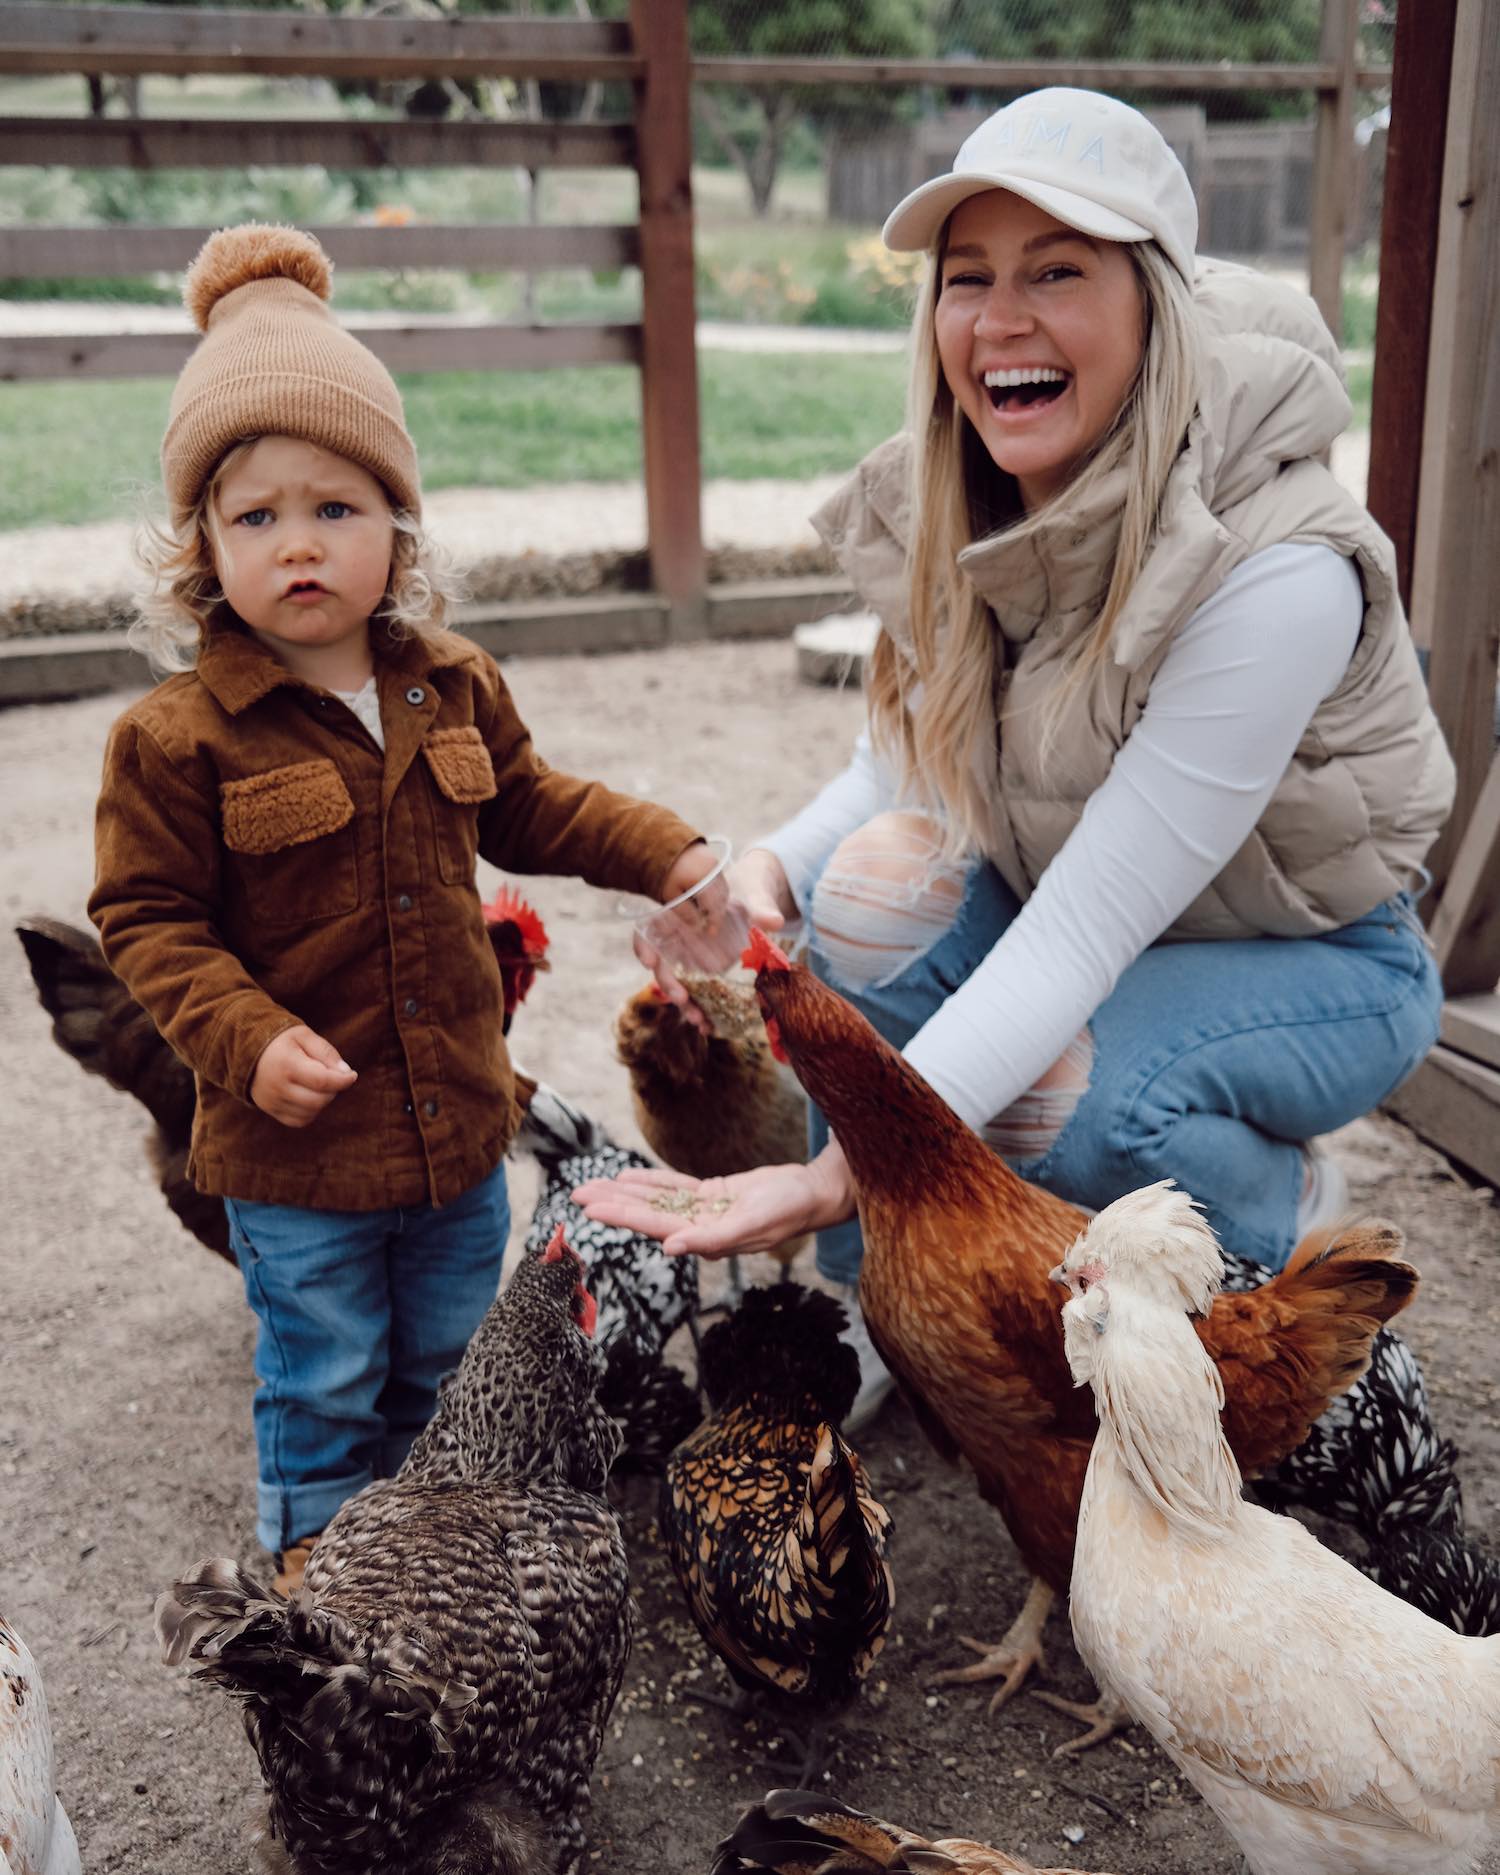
[542,1222,580,1269]
[481,884,550,959]
[742,927,792,974]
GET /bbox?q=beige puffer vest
[813,260,1454,940]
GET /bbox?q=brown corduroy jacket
[89,620,699,1210]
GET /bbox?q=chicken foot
[931,1576,1054,1714]
[1029,1685,1133,1755]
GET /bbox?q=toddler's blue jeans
[808,869,1441,1278]
[224,1160,509,1552]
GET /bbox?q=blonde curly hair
[131,436,462,674]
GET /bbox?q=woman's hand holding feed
[572,1141,855,1260]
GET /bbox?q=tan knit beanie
[162,223,421,524]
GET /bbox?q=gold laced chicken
[712,1788,1117,1874]
[661,1282,893,1782]
[1058,1182,1500,1875]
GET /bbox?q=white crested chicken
[741,930,1418,1749]
[615,976,809,1291]
[511,1079,701,1471]
[16,891,549,1264]
[662,1282,893,1784]
[1058,1182,1500,1875]
[155,1227,630,1875]
[1,1616,81,1875]
[713,1788,1116,1874]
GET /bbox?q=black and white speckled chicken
[512,1080,701,1470]
[155,1227,631,1875]
[1221,1245,1500,1635]
[662,1283,893,1782]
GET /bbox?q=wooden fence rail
[0,5,642,83]
[0,1,704,616]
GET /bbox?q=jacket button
[423,1097,439,1119]
[403,1100,413,1115]
[404,997,419,1016]
[396,893,413,912]
[405,685,426,706]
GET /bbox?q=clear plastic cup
[624,834,752,977]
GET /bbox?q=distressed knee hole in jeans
[810,819,968,992]
[981,1027,1095,1163]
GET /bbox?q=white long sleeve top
[758,541,1364,1130]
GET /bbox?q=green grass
[0,348,908,531]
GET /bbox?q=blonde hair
[867,235,1200,858]
[131,437,462,674]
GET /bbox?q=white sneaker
[830,1280,896,1433]
[1295,1144,1350,1237]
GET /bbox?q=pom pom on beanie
[184,223,333,333]
[162,222,420,523]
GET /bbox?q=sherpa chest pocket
[220,759,358,924]
[421,726,497,885]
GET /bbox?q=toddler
[89,224,715,1590]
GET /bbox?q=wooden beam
[1441,991,1500,1071]
[691,56,1386,92]
[0,116,634,172]
[1384,1045,1500,1186]
[0,222,640,279]
[1307,0,1359,342]
[1409,0,1500,905]
[0,321,641,382]
[1365,0,1459,613]
[0,5,641,83]
[630,0,704,620]
[1429,751,1500,996]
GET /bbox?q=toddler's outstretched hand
[250,1025,357,1127]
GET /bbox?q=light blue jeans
[808,867,1441,1278]
[224,1161,509,1552]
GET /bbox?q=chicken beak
[1048,1262,1068,1287]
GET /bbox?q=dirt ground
[4,635,1499,1875]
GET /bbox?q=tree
[690,0,932,215]
[934,0,1325,121]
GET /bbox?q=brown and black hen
[714,1787,1116,1874]
[155,1227,629,1875]
[662,1282,892,1782]
[16,893,548,1262]
[616,976,810,1293]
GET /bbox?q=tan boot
[273,1534,321,1597]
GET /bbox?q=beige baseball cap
[882,88,1198,283]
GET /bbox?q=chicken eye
[1077,1273,1090,1293]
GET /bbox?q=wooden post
[630,0,705,629]
[1307,0,1359,342]
[1365,0,1459,615]
[1409,0,1500,914]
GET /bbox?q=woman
[587,88,1452,1418]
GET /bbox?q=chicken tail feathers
[155,1557,478,1754]
[795,1425,894,1679]
[16,915,197,1146]
[1207,1218,1420,1476]
[509,1080,613,1169]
